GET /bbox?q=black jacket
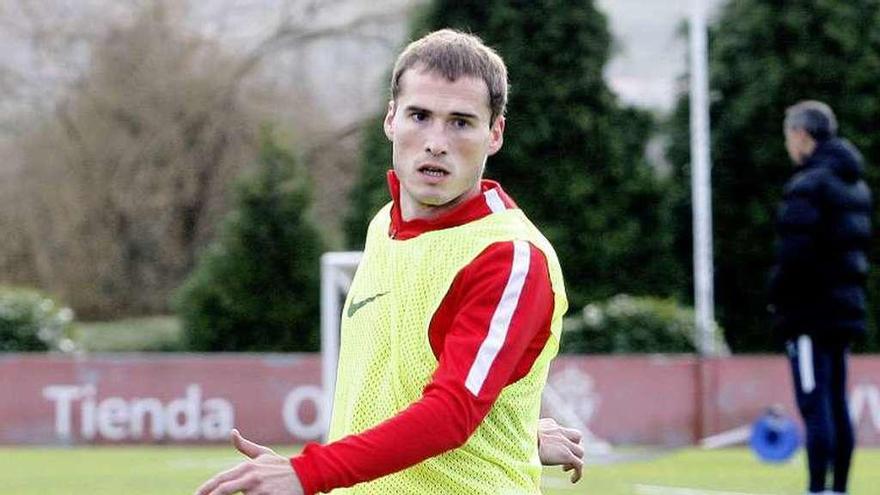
[769,138,872,344]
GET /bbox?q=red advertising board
[2,353,879,446]
[0,354,323,445]
[543,355,880,446]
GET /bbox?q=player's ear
[383,100,396,141]
[487,115,505,156]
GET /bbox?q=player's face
[384,67,504,220]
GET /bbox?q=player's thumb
[231,428,273,459]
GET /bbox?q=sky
[598,0,727,112]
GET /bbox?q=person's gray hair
[784,100,838,141]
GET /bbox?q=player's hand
[537,417,584,483]
[194,429,304,495]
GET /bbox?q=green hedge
[0,287,76,352]
[174,131,322,352]
[560,294,726,354]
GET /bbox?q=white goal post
[320,251,363,437]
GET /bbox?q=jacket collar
[386,170,518,240]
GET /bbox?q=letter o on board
[282,386,326,440]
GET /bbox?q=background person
[770,100,872,495]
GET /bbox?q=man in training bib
[196,29,578,495]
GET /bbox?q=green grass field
[72,316,184,352]
[1,446,878,494]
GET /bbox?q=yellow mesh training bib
[328,202,567,494]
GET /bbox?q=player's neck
[398,187,481,222]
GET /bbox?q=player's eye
[452,118,471,129]
[411,111,428,122]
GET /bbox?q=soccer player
[770,100,872,495]
[196,28,577,494]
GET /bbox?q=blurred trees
[7,0,876,357]
[175,131,322,352]
[0,0,411,320]
[667,0,880,352]
[11,5,259,318]
[0,286,75,352]
[346,0,685,309]
[345,113,393,243]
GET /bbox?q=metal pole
[319,253,339,439]
[319,251,362,440]
[689,0,717,356]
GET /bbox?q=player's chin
[414,190,453,207]
[422,197,448,207]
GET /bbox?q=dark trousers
[786,335,854,493]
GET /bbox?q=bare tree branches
[0,0,418,315]
[227,1,414,96]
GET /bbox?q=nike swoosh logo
[347,291,389,318]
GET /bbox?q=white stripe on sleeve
[465,240,530,396]
[484,189,506,213]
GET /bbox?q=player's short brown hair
[391,29,508,125]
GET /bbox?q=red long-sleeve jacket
[290,173,555,494]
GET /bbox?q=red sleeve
[290,241,554,494]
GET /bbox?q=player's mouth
[417,164,450,180]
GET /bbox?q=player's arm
[290,241,555,494]
[192,419,584,495]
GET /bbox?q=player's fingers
[563,459,583,483]
[232,429,274,459]
[566,437,585,458]
[195,463,249,495]
[552,434,584,460]
[569,463,583,483]
[560,426,582,443]
[209,474,258,495]
[559,448,581,467]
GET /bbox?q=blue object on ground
[750,407,801,463]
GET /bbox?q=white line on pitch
[633,484,773,495]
